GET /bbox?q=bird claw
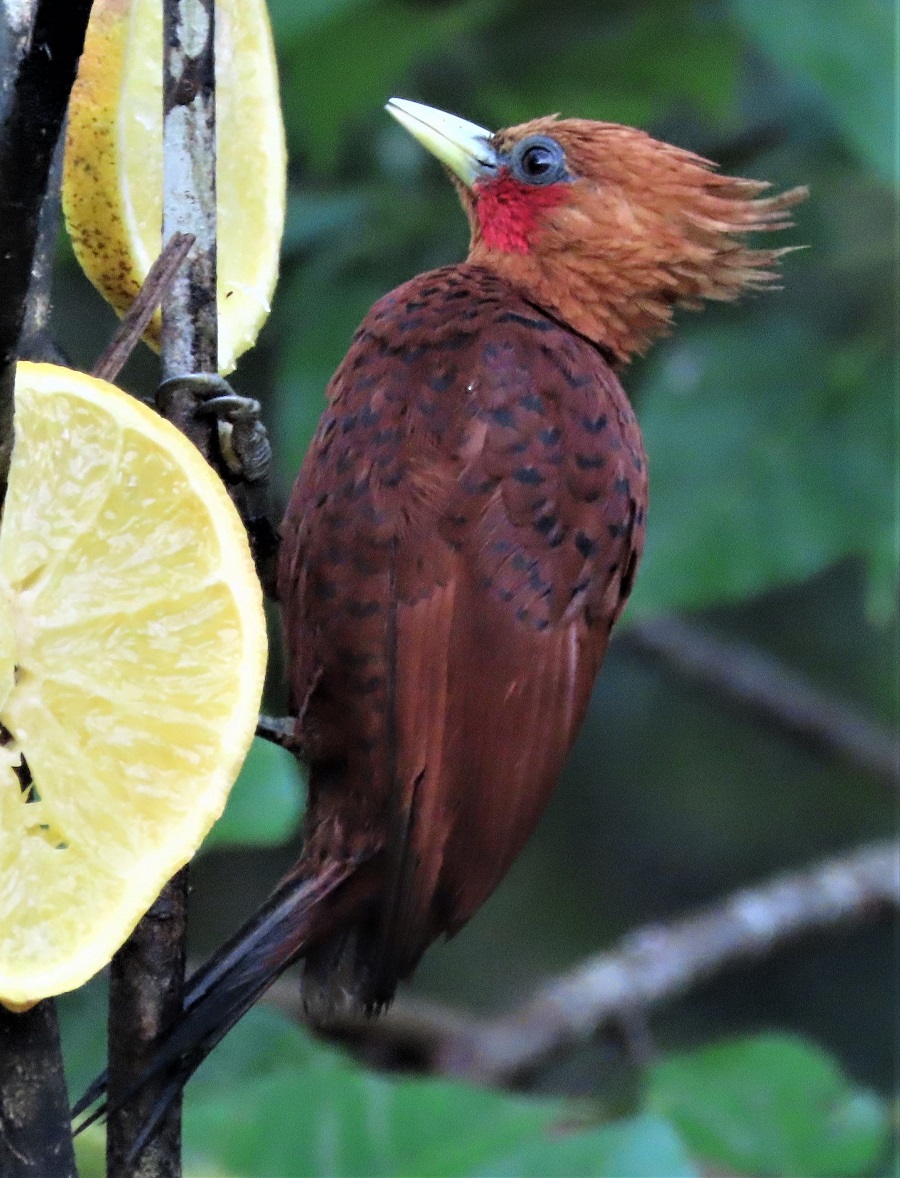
[158,373,272,483]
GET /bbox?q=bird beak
[385,98,499,188]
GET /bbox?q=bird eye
[510,135,569,186]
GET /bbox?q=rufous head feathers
[387,99,807,363]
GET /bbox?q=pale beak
[385,97,499,188]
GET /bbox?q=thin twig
[623,616,899,789]
[92,233,195,384]
[270,839,900,1087]
[106,3,218,1174]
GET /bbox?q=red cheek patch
[474,171,570,255]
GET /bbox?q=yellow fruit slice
[0,363,267,1008]
[62,0,286,375]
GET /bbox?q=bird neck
[467,238,677,365]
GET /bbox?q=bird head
[386,98,806,364]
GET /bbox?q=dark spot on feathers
[534,511,557,535]
[486,407,515,428]
[570,577,590,599]
[352,553,381,576]
[575,453,606,470]
[559,365,594,390]
[496,311,556,332]
[614,477,630,495]
[313,578,337,600]
[539,426,561,446]
[461,474,496,494]
[428,370,456,393]
[520,394,545,413]
[337,648,376,670]
[620,550,639,599]
[406,300,427,312]
[513,466,543,485]
[581,413,608,433]
[575,531,598,558]
[346,600,381,619]
[446,288,471,300]
[374,427,402,446]
[608,523,625,539]
[439,331,476,352]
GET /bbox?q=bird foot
[158,373,272,483]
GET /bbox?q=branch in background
[0,5,92,1176]
[92,233,196,384]
[0,0,93,488]
[17,130,70,367]
[0,1002,77,1178]
[270,840,899,1087]
[106,872,189,1177]
[622,616,899,789]
[106,2,218,1174]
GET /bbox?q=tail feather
[73,854,378,1147]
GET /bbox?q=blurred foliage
[201,737,305,852]
[69,1008,889,1177]
[52,0,896,1173]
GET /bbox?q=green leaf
[732,0,895,184]
[202,737,305,851]
[184,1009,697,1177]
[279,0,504,171]
[628,318,896,619]
[483,1,741,131]
[475,1114,698,1177]
[648,1033,890,1176]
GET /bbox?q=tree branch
[0,1002,77,1178]
[273,840,899,1087]
[106,3,218,1174]
[622,616,899,789]
[0,0,92,486]
[0,5,92,1176]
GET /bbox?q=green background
[56,0,897,1174]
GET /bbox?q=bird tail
[72,853,377,1160]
